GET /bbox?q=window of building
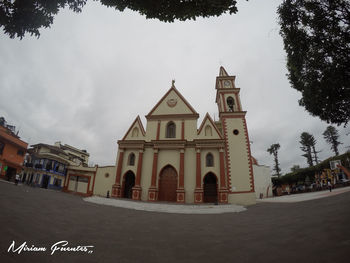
[226,96,235,112]
[206,153,214,167]
[0,141,5,155]
[128,153,135,166]
[166,122,176,138]
[78,176,89,183]
[205,125,212,136]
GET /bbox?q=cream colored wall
[145,119,198,141]
[225,118,251,192]
[38,147,50,154]
[253,164,272,199]
[140,148,154,201]
[158,120,182,140]
[200,149,221,185]
[184,148,196,203]
[228,192,256,206]
[77,182,88,193]
[145,120,158,141]
[93,166,116,197]
[120,149,139,181]
[197,119,221,140]
[151,90,193,115]
[123,121,145,141]
[68,179,75,191]
[184,120,197,141]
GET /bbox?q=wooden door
[123,172,135,199]
[203,173,217,203]
[158,166,178,202]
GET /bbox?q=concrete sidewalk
[258,186,350,203]
[84,186,350,213]
[84,196,247,214]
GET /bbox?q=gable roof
[145,85,199,119]
[197,113,223,139]
[122,116,146,141]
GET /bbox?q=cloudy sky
[0,0,349,173]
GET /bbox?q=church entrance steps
[84,196,246,214]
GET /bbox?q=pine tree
[299,132,320,166]
[299,132,314,167]
[267,143,281,177]
[323,126,342,156]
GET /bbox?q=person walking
[327,181,332,192]
[15,173,20,186]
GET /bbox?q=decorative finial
[171,79,175,88]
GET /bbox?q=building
[251,157,272,199]
[0,121,28,181]
[23,142,89,190]
[110,67,256,205]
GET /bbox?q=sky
[0,0,349,174]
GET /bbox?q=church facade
[111,67,256,205]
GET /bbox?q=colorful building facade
[23,142,90,190]
[111,67,256,205]
[0,124,28,181]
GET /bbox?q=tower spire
[219,66,229,77]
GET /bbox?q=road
[0,182,349,263]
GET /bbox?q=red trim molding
[132,151,143,200]
[112,150,124,198]
[148,149,158,201]
[176,149,185,203]
[242,117,255,192]
[194,149,203,203]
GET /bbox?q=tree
[300,132,314,167]
[0,0,239,39]
[278,0,350,126]
[290,165,300,173]
[323,125,342,155]
[267,143,281,177]
[299,132,320,166]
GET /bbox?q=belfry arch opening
[226,96,235,112]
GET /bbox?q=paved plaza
[1,181,349,263]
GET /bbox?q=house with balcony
[23,142,90,190]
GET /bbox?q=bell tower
[215,66,255,204]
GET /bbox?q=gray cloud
[0,0,349,172]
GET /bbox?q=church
[111,67,256,205]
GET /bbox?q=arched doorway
[203,173,217,203]
[123,171,135,199]
[158,166,178,202]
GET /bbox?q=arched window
[205,125,212,136]
[226,96,235,112]
[166,121,176,138]
[132,127,139,137]
[128,153,135,166]
[206,153,214,167]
